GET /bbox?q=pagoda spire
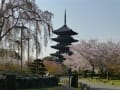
[64,9,66,25]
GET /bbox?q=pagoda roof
[52,36,78,43]
[51,44,69,49]
[51,47,69,53]
[51,53,63,57]
[53,25,78,35]
[50,51,61,55]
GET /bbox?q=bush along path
[79,79,120,90]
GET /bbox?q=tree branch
[0,18,19,40]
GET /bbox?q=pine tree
[28,59,47,76]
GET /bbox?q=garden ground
[79,78,120,90]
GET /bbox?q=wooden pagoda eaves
[53,25,78,35]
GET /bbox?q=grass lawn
[81,78,120,87]
[108,80,120,86]
[100,79,120,86]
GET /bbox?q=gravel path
[79,79,120,90]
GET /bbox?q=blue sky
[36,0,120,42]
[35,0,120,57]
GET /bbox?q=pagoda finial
[64,9,66,25]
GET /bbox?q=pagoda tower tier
[52,36,78,43]
[51,11,78,62]
[53,25,78,36]
[51,50,73,57]
[50,53,66,62]
[51,44,69,50]
[51,47,72,54]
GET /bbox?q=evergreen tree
[28,59,47,76]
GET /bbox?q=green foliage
[28,59,47,76]
[81,70,88,77]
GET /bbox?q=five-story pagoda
[51,11,78,62]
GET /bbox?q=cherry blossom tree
[70,40,99,73]
[69,40,120,78]
[97,41,120,78]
